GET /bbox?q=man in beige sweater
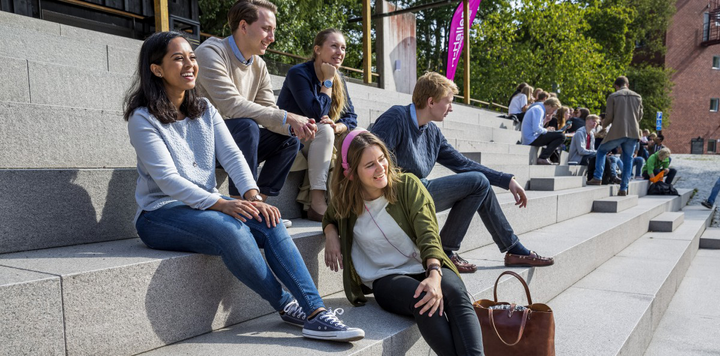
[587,76,643,196]
[196,0,317,202]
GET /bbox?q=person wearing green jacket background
[642,147,677,184]
[323,130,483,355]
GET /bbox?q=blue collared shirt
[228,35,254,66]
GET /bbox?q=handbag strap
[489,308,530,346]
[493,271,533,305]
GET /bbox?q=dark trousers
[372,269,484,356]
[580,153,596,166]
[223,118,300,197]
[530,132,565,159]
[422,172,519,253]
[643,168,677,184]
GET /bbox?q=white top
[351,196,425,288]
[508,94,528,115]
[127,100,258,223]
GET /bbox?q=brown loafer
[617,190,628,196]
[587,178,602,185]
[450,253,477,273]
[306,207,324,222]
[536,158,553,165]
[504,251,554,267]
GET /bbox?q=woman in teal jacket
[323,130,483,356]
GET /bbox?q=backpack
[586,155,614,185]
[647,181,679,196]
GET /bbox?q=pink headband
[341,129,368,177]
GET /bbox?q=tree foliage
[627,64,674,130]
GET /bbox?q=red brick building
[664,0,720,153]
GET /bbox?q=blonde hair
[544,97,561,109]
[329,132,401,219]
[412,72,459,109]
[586,114,600,124]
[521,86,534,101]
[658,147,671,160]
[312,29,347,122]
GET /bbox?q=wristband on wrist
[426,264,443,278]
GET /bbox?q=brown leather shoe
[536,158,553,165]
[450,253,477,273]
[504,251,554,267]
[587,178,602,185]
[306,207,324,222]
[617,190,628,196]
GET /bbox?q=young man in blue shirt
[371,72,554,273]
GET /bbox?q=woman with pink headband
[323,130,483,355]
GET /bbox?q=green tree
[627,64,674,131]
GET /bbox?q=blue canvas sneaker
[280,299,306,328]
[302,308,365,342]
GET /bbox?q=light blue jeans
[136,200,325,314]
[633,157,645,177]
[594,137,639,192]
[709,177,720,205]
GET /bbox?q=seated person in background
[508,85,534,122]
[566,107,589,133]
[125,31,363,342]
[277,28,358,220]
[195,0,317,215]
[521,97,564,165]
[507,82,528,107]
[632,144,645,179]
[639,129,650,159]
[371,72,554,272]
[701,176,720,209]
[323,130,484,355]
[546,106,570,131]
[642,147,677,184]
[649,134,666,155]
[535,91,549,103]
[533,87,544,101]
[568,114,599,165]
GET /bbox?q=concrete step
[129,193,688,356]
[643,248,720,356]
[699,227,720,249]
[530,176,585,191]
[0,190,684,356]
[551,206,714,356]
[593,195,639,213]
[649,212,685,232]
[454,139,530,155]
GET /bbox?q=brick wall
[664,0,720,153]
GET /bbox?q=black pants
[223,118,300,197]
[643,168,677,184]
[530,131,565,159]
[372,269,484,356]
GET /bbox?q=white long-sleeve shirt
[127,100,258,222]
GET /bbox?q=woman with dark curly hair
[124,31,363,342]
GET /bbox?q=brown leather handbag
[473,271,555,356]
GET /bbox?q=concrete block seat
[699,227,720,249]
[551,206,714,356]
[593,195,640,213]
[530,176,585,191]
[106,193,690,356]
[644,247,720,356]
[649,212,685,232]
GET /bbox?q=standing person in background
[521,97,564,165]
[195,0,318,228]
[701,176,720,209]
[323,130,484,356]
[587,76,643,197]
[277,28,358,221]
[125,31,364,342]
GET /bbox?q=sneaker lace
[453,253,470,264]
[283,300,306,320]
[319,308,346,328]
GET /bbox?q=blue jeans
[708,177,720,205]
[594,137,639,191]
[224,118,300,197]
[422,172,519,253]
[135,200,324,314]
[633,157,645,177]
[608,156,621,177]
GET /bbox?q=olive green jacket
[322,173,460,306]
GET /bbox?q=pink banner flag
[446,0,482,80]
